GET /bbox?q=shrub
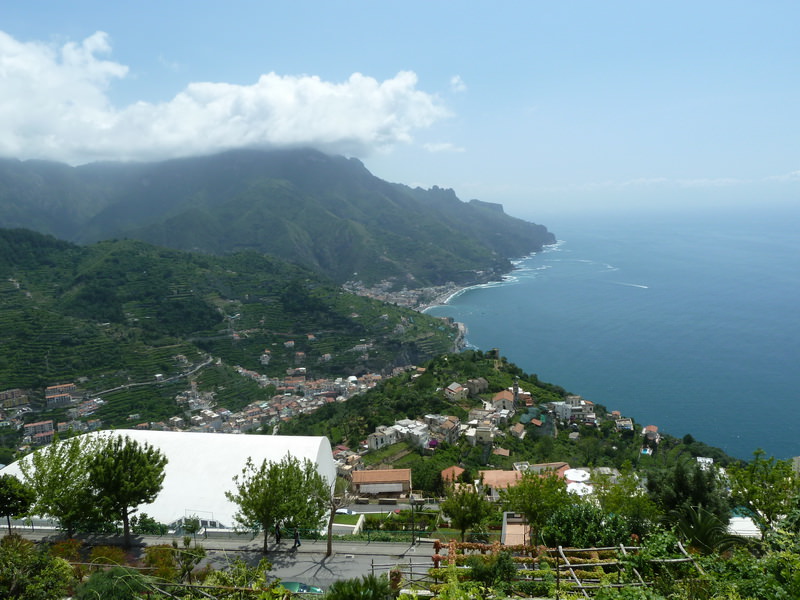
[0,534,76,600]
[50,538,86,579]
[515,579,554,598]
[326,574,392,600]
[75,566,150,600]
[89,545,127,568]
[143,544,178,581]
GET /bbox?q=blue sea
[426,205,800,460]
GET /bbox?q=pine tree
[88,435,168,548]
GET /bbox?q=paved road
[209,538,438,590]
[12,528,439,592]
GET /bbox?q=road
[12,528,438,592]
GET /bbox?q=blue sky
[1,1,798,219]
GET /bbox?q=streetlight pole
[411,497,415,546]
[410,495,424,546]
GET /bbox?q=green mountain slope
[0,149,555,286]
[0,229,461,393]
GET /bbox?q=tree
[18,435,103,537]
[728,449,800,533]
[593,469,661,539]
[541,501,631,548]
[326,478,353,557]
[673,506,746,555]
[441,484,496,542]
[646,460,730,524]
[0,474,35,534]
[87,434,168,548]
[226,453,329,553]
[500,471,569,545]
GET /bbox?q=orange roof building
[441,465,465,482]
[352,469,412,496]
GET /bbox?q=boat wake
[613,282,649,289]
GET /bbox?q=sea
[425,204,800,461]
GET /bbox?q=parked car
[335,508,356,515]
[280,581,324,595]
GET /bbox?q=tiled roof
[352,469,411,484]
[441,465,465,481]
[479,469,522,489]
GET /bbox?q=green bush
[88,545,127,568]
[514,579,554,598]
[0,534,76,600]
[325,574,391,600]
[76,566,150,600]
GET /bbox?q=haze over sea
[426,204,800,461]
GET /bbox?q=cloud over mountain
[0,31,449,165]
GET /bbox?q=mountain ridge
[0,148,555,286]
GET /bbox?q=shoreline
[417,284,471,313]
[346,248,548,314]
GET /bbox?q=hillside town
[1,350,670,500]
[0,359,389,457]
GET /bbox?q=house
[45,383,77,397]
[32,430,54,445]
[0,389,28,409]
[510,423,526,440]
[425,414,461,445]
[367,425,398,451]
[465,420,495,447]
[351,469,412,497]
[46,393,72,409]
[23,420,54,437]
[444,382,467,401]
[643,425,660,444]
[492,390,515,412]
[441,465,465,483]
[513,461,571,479]
[465,377,489,397]
[391,419,429,448]
[551,395,597,425]
[478,469,522,500]
[495,409,512,426]
[468,408,494,423]
[615,417,634,432]
[438,417,460,444]
[45,383,77,408]
[517,390,533,406]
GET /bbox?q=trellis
[423,539,706,597]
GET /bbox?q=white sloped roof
[1,429,335,528]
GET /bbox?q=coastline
[417,284,471,313]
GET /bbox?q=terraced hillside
[0,229,460,435]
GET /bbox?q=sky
[1,1,799,220]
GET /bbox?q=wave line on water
[611,281,649,289]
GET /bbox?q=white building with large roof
[0,429,335,529]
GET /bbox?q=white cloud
[423,142,465,153]
[535,176,755,194]
[766,170,800,183]
[449,75,467,93]
[0,31,450,164]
